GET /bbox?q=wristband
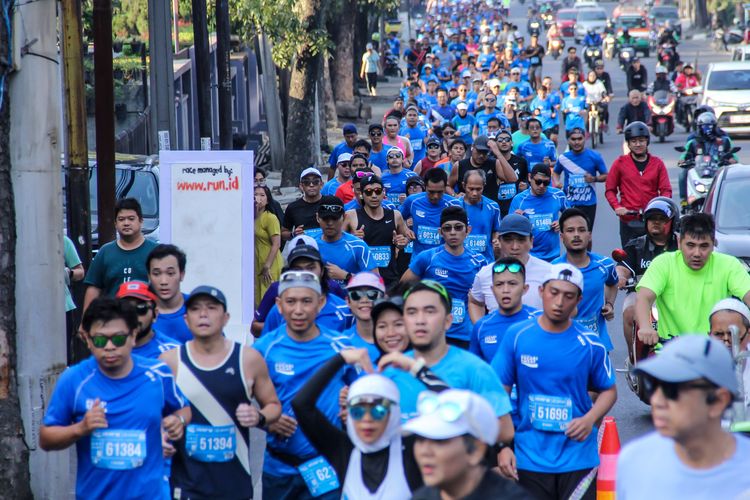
[409,357,426,377]
[178,415,186,427]
[257,412,267,429]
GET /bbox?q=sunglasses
[348,288,384,301]
[387,154,403,159]
[349,401,391,421]
[427,144,441,149]
[132,302,153,315]
[319,204,344,214]
[493,262,523,274]
[404,279,452,310]
[363,187,383,196]
[369,131,383,137]
[496,137,512,143]
[91,334,130,349]
[443,130,455,136]
[356,171,375,178]
[533,178,550,186]
[642,375,716,401]
[441,223,466,232]
[301,179,321,186]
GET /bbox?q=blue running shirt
[461,196,502,262]
[508,188,569,262]
[400,192,460,255]
[381,168,419,207]
[313,232,376,281]
[470,305,538,362]
[153,294,192,344]
[261,292,353,336]
[132,330,179,359]
[553,149,608,207]
[517,139,557,167]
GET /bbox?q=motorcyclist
[583,70,610,131]
[527,10,543,36]
[617,27,636,49]
[645,65,679,95]
[626,57,648,93]
[657,22,679,46]
[678,112,736,207]
[674,64,701,126]
[616,197,679,361]
[583,28,603,48]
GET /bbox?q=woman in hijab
[292,348,447,499]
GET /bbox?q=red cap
[115,281,158,303]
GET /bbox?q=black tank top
[357,207,398,284]
[172,342,253,499]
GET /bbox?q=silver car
[575,7,608,43]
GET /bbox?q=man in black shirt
[524,35,546,90]
[617,90,651,133]
[405,389,529,500]
[282,167,324,241]
[448,136,518,203]
[493,130,528,216]
[560,47,583,81]
[626,57,648,93]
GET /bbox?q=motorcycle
[657,42,678,72]
[679,85,702,132]
[675,143,740,214]
[384,53,404,78]
[603,33,616,59]
[528,19,542,38]
[647,90,676,142]
[618,44,636,71]
[548,36,565,60]
[542,11,555,30]
[583,45,603,70]
[611,248,660,405]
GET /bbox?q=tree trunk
[281,0,328,186]
[331,0,355,103]
[322,57,337,130]
[0,10,33,497]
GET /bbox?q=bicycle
[587,102,605,149]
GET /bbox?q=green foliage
[112,0,150,38]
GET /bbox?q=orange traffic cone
[596,416,621,500]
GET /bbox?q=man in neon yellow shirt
[636,213,750,344]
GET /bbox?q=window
[707,70,750,91]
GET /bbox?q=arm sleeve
[254,284,279,322]
[469,320,483,357]
[617,105,627,128]
[594,151,608,174]
[64,237,82,268]
[604,259,619,286]
[290,354,353,478]
[643,103,652,124]
[408,251,428,276]
[282,206,294,231]
[260,306,282,336]
[469,271,485,303]
[400,196,412,219]
[470,361,513,417]
[588,342,616,391]
[358,242,376,272]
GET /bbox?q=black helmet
[644,196,680,233]
[624,121,650,144]
[694,104,715,121]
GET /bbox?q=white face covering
[345,374,402,454]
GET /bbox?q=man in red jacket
[605,121,673,246]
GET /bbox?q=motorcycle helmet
[588,28,595,35]
[655,64,668,74]
[694,104,715,122]
[622,28,630,36]
[696,112,718,139]
[624,121,651,144]
[644,196,680,235]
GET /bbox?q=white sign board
[159,150,254,343]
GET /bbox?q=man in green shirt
[83,198,158,311]
[636,213,750,344]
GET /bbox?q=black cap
[317,195,345,218]
[406,176,425,190]
[368,123,384,133]
[530,163,551,178]
[371,296,404,324]
[360,175,384,189]
[186,286,228,310]
[474,135,490,151]
[287,244,323,265]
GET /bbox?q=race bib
[411,138,424,150]
[531,56,540,65]
[298,456,340,497]
[498,183,517,200]
[304,228,323,238]
[387,192,402,205]
[370,245,392,267]
[528,394,573,432]
[451,298,466,324]
[465,234,488,253]
[405,241,414,254]
[417,225,441,245]
[91,429,146,470]
[185,424,236,463]
[568,174,588,188]
[577,316,599,334]
[529,213,553,231]
[457,124,472,136]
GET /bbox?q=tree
[0,3,33,496]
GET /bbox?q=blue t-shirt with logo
[552,252,619,351]
[400,125,428,165]
[321,178,344,196]
[508,188,568,262]
[400,192,460,255]
[153,294,192,344]
[492,319,615,473]
[504,80,534,99]
[553,149,608,207]
[477,53,494,69]
[530,96,557,131]
[381,168,419,207]
[261,292,353,336]
[384,346,513,422]
[328,142,354,168]
[132,330,180,360]
[562,95,587,131]
[369,145,395,171]
[460,196,502,262]
[43,356,186,499]
[452,114,477,145]
[343,325,381,363]
[314,232,375,280]
[409,247,488,342]
[560,81,587,98]
[254,328,355,477]
[517,139,557,168]
[470,305,538,362]
[475,109,511,136]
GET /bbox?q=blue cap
[342,123,357,135]
[498,213,532,236]
[186,286,228,309]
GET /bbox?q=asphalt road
[506,2,750,443]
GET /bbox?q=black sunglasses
[301,179,321,186]
[441,223,466,232]
[533,178,550,186]
[369,131,383,137]
[348,289,384,301]
[363,188,383,196]
[642,375,716,401]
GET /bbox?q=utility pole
[93,0,116,244]
[216,0,233,150]
[61,0,92,268]
[192,0,213,148]
[9,0,72,496]
[148,0,177,151]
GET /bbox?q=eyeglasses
[441,223,466,232]
[348,288,385,301]
[492,262,523,274]
[363,187,383,196]
[443,130,455,136]
[369,131,383,137]
[348,400,391,421]
[301,179,321,186]
[642,375,717,401]
[533,178,550,186]
[318,204,344,214]
[132,302,153,315]
[91,334,130,349]
[496,137,512,143]
[280,270,320,284]
[427,144,441,149]
[404,279,452,310]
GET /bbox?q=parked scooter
[675,143,740,214]
[647,90,676,142]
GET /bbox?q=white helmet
[655,64,667,74]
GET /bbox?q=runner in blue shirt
[470,258,538,362]
[400,106,428,165]
[553,208,619,351]
[451,102,476,146]
[381,149,419,207]
[313,196,376,284]
[562,83,587,131]
[376,280,514,446]
[254,271,356,499]
[509,164,569,262]
[115,281,179,359]
[492,263,617,499]
[400,168,459,255]
[40,298,189,500]
[516,118,557,168]
[327,123,358,172]
[503,70,534,101]
[341,272,386,362]
[530,87,558,140]
[553,128,609,227]
[473,94,510,137]
[147,244,192,343]
[460,170,502,262]
[368,124,394,171]
[401,206,488,347]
